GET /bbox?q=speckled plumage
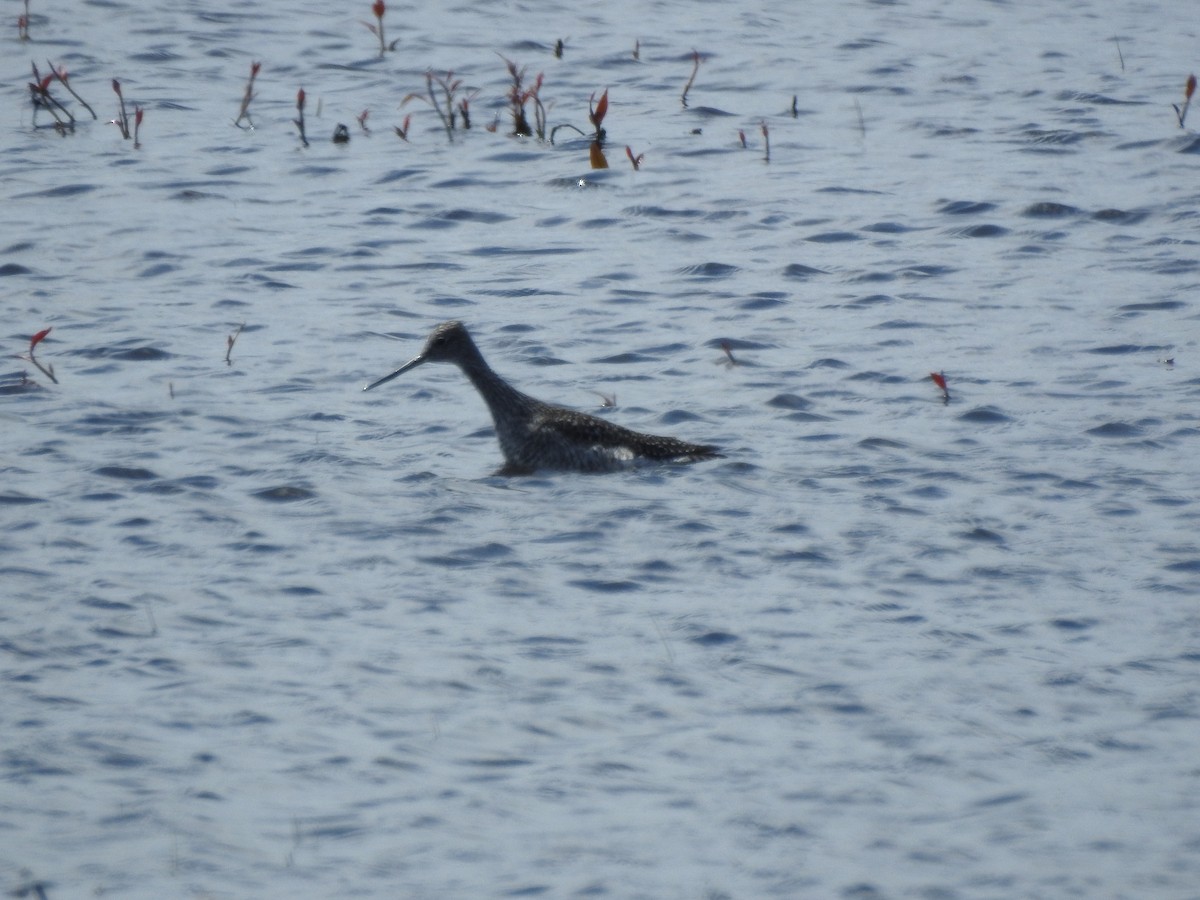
[364,321,723,475]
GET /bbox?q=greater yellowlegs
[364,321,722,475]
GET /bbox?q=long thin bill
[363,354,424,391]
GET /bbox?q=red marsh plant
[393,113,411,141]
[111,79,131,138]
[681,49,702,108]
[20,327,58,384]
[500,56,534,137]
[294,88,309,147]
[362,0,394,57]
[1174,74,1196,128]
[589,88,608,141]
[549,86,606,145]
[930,371,950,403]
[234,61,261,129]
[404,70,475,143]
[588,89,609,168]
[109,79,143,145]
[28,63,74,132]
[47,61,96,119]
[226,323,245,366]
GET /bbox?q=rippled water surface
[4,0,1200,897]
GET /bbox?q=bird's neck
[458,355,536,424]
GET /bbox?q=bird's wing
[535,409,720,460]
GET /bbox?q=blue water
[3,0,1200,897]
